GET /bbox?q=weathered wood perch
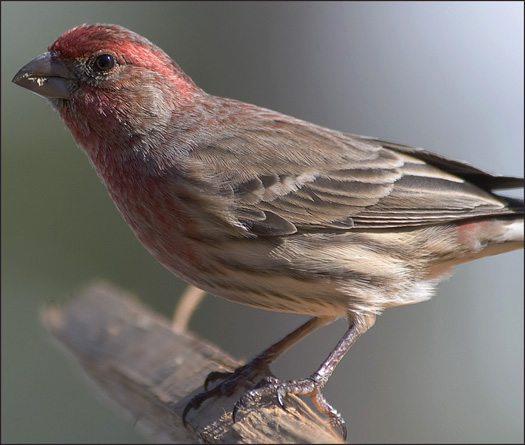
[41,281,344,444]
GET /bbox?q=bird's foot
[183,361,346,440]
[232,374,347,440]
[182,358,272,425]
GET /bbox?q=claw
[311,387,347,440]
[328,414,347,441]
[182,376,226,427]
[340,422,348,441]
[232,389,258,423]
[182,401,193,427]
[275,386,287,410]
[232,402,240,423]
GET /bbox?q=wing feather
[185,102,522,236]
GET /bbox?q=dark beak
[12,51,74,100]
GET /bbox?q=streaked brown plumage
[13,24,523,438]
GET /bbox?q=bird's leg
[171,285,206,332]
[233,320,371,440]
[182,316,334,423]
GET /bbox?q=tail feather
[497,196,524,213]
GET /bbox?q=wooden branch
[41,281,344,444]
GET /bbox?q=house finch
[13,24,523,438]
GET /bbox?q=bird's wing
[186,108,522,236]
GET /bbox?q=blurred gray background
[2,2,523,443]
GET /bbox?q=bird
[12,24,524,439]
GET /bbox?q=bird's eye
[94,54,116,72]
